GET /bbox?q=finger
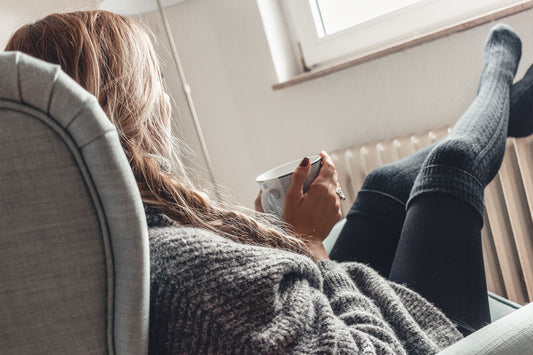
[285,157,312,203]
[254,190,264,212]
[314,151,338,187]
[318,151,337,179]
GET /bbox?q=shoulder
[148,223,323,288]
[144,202,320,281]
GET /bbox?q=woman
[6,11,533,354]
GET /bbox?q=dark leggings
[330,192,490,334]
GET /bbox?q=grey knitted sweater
[147,210,463,354]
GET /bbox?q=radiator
[331,127,533,305]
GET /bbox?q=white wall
[143,0,533,208]
[0,0,100,49]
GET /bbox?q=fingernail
[299,157,309,167]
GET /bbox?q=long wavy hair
[6,10,311,257]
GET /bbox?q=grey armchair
[0,52,149,354]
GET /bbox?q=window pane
[310,0,425,37]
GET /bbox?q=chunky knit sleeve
[148,225,461,354]
[320,261,462,354]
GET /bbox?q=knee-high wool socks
[408,24,521,217]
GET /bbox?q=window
[309,0,424,38]
[282,0,527,69]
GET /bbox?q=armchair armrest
[488,291,521,322]
[323,218,347,254]
[438,302,533,354]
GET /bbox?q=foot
[509,63,533,137]
[477,23,521,94]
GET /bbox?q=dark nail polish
[299,157,309,167]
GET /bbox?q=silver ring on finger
[336,186,346,200]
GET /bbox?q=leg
[390,195,489,333]
[509,63,533,137]
[329,143,435,276]
[332,21,533,278]
[389,24,521,333]
[408,24,521,215]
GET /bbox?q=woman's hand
[282,151,342,259]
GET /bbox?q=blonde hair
[6,10,311,257]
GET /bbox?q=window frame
[282,0,528,69]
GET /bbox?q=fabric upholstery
[0,51,149,354]
[488,292,521,322]
[438,302,533,354]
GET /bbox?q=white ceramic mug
[256,155,321,216]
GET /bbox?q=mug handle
[260,180,284,216]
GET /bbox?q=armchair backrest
[0,52,149,354]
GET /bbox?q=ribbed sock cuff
[348,189,407,232]
[407,164,485,220]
